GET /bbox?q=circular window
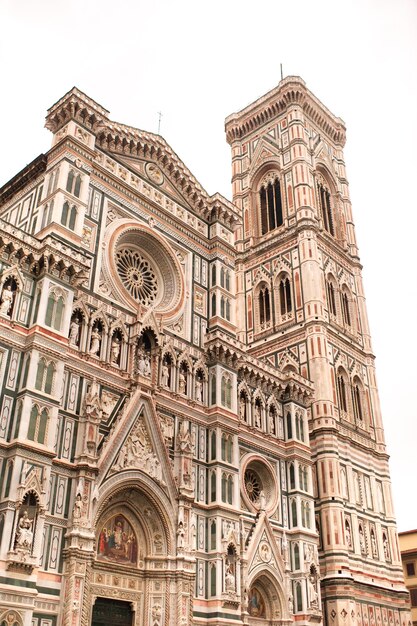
[115,247,158,305]
[103,221,185,318]
[244,469,263,503]
[241,456,278,513]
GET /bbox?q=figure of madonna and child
[97,515,138,564]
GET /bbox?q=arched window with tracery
[326,276,337,318]
[336,367,349,415]
[317,175,334,236]
[257,283,271,328]
[45,289,65,331]
[61,201,77,230]
[341,286,351,327]
[259,174,283,234]
[352,376,364,425]
[277,274,292,322]
[66,169,82,198]
[27,405,49,444]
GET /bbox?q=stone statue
[195,378,203,402]
[177,521,185,550]
[254,403,261,428]
[137,349,151,376]
[73,493,83,522]
[308,574,319,608]
[225,560,236,592]
[69,317,81,346]
[0,284,14,316]
[239,396,246,421]
[110,335,121,364]
[89,326,101,355]
[161,362,170,387]
[178,371,186,394]
[383,535,389,560]
[345,522,352,548]
[15,511,34,549]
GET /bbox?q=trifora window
[259,176,283,234]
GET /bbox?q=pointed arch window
[289,463,296,490]
[258,285,271,326]
[286,412,293,440]
[45,290,65,331]
[337,369,348,413]
[352,378,364,424]
[278,276,292,318]
[293,543,300,570]
[326,279,337,317]
[61,201,77,230]
[260,176,283,234]
[317,179,334,236]
[28,405,49,444]
[35,358,55,395]
[66,170,82,198]
[341,290,351,327]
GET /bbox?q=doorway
[92,597,133,626]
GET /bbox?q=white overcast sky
[1,0,416,531]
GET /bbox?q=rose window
[115,247,158,306]
[242,457,279,513]
[244,469,263,503]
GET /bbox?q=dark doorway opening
[92,597,133,626]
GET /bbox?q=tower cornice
[225,76,346,147]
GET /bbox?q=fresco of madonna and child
[97,515,138,564]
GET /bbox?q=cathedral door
[91,597,133,626]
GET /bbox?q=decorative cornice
[204,328,313,404]
[0,218,90,284]
[44,87,241,228]
[0,154,47,207]
[225,76,346,147]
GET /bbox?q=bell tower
[225,76,410,626]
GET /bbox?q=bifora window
[115,247,158,306]
[259,176,283,234]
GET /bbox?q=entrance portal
[92,598,133,626]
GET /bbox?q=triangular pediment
[98,391,176,499]
[246,513,286,581]
[117,155,195,211]
[249,137,281,179]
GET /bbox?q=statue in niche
[85,379,102,419]
[89,326,101,355]
[225,559,236,592]
[110,335,121,364]
[161,361,170,387]
[178,370,187,394]
[383,534,390,560]
[177,521,185,550]
[73,493,83,523]
[239,396,247,421]
[69,316,81,346]
[0,284,15,317]
[359,525,366,554]
[15,511,34,549]
[308,573,319,608]
[345,521,352,548]
[195,378,203,402]
[254,403,261,428]
[137,348,151,376]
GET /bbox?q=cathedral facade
[0,77,410,626]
